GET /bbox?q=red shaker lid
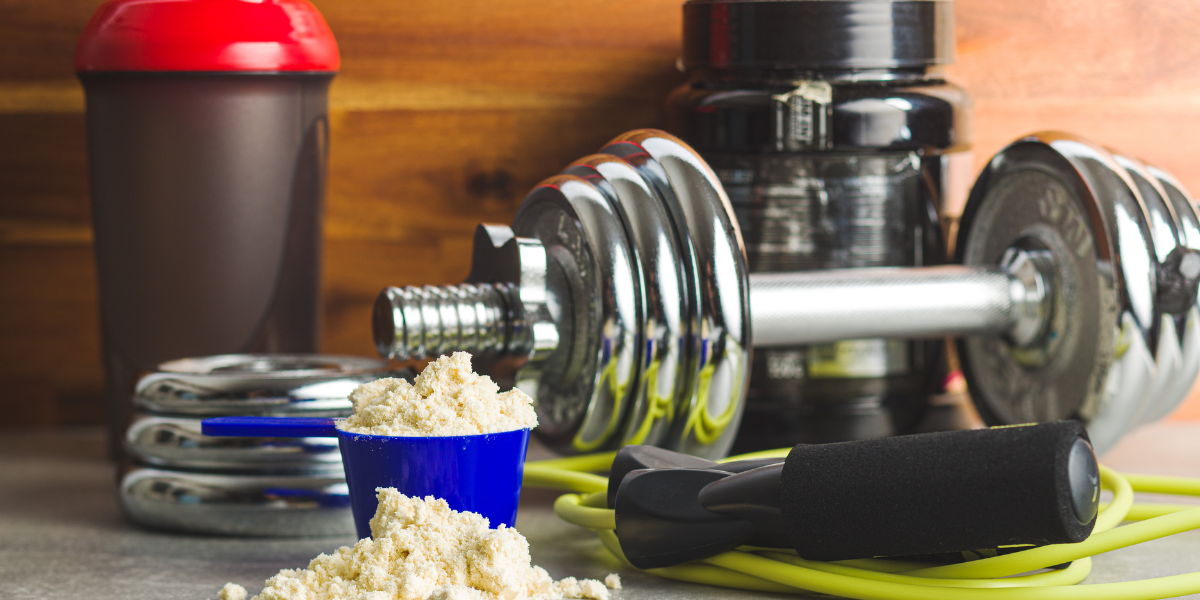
[75,0,340,72]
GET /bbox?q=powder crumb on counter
[603,575,621,590]
[221,490,616,600]
[554,577,610,600]
[218,582,247,600]
[338,352,538,436]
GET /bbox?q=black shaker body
[80,72,333,454]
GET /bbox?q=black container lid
[683,0,954,72]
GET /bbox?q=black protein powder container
[668,0,973,451]
[75,0,339,454]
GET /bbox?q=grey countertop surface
[2,423,1200,600]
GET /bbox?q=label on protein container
[807,339,909,378]
[714,154,922,388]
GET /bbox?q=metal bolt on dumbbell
[373,130,1200,458]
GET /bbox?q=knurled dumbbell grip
[750,265,1026,346]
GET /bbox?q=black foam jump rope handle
[779,421,1099,561]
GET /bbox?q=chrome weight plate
[1142,165,1200,425]
[124,413,344,473]
[135,354,402,416]
[604,131,751,460]
[511,177,642,453]
[158,354,385,375]
[509,130,751,459]
[565,155,691,450]
[957,132,1160,453]
[119,463,354,537]
[1104,153,1187,436]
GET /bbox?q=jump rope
[524,448,1200,600]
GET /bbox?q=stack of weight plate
[118,354,410,537]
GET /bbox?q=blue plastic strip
[200,416,340,438]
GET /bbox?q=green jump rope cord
[523,450,1200,600]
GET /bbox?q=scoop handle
[200,416,340,438]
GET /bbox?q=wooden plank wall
[2,0,1200,427]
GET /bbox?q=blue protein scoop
[202,416,530,539]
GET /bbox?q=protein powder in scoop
[338,352,538,437]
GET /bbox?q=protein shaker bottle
[668,0,972,451]
[75,0,340,454]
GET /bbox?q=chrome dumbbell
[373,130,1200,457]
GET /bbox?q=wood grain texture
[3,0,1200,428]
[946,0,1200,200]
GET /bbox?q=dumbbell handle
[375,245,1050,361]
[751,263,1043,346]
